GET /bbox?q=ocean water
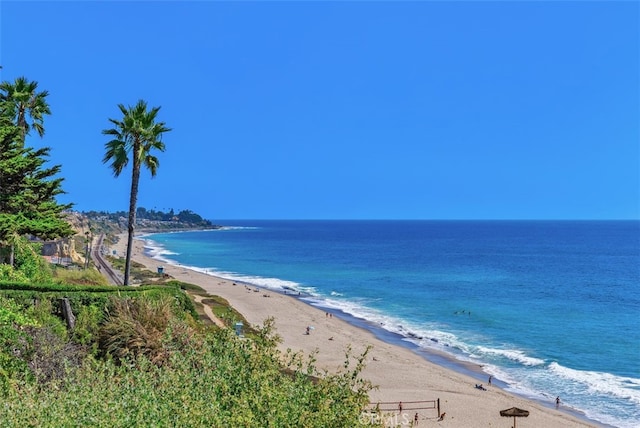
[140,220,639,427]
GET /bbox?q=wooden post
[60,298,76,329]
[437,398,440,417]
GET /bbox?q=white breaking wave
[475,346,546,367]
[137,236,312,293]
[548,362,640,405]
[302,296,474,358]
[141,239,179,261]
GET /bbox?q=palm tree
[0,76,51,143]
[102,100,171,285]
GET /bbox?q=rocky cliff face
[41,212,93,264]
[50,210,217,264]
[66,212,91,236]
[65,212,92,264]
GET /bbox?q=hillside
[41,209,217,269]
[81,208,220,234]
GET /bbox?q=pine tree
[0,119,73,265]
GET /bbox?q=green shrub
[0,256,379,426]
[13,238,52,283]
[0,264,28,282]
[0,321,378,427]
[53,268,109,286]
[26,299,68,341]
[0,298,38,395]
[98,296,196,366]
[163,279,204,293]
[0,298,39,327]
[0,350,31,395]
[72,304,103,348]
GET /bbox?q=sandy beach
[114,234,599,427]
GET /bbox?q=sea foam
[475,346,546,367]
[549,362,640,404]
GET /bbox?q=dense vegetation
[0,76,380,426]
[0,258,377,426]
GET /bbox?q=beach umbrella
[499,407,529,428]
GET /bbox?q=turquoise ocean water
[140,220,639,427]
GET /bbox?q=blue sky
[1,1,638,220]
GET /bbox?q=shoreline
[115,233,603,427]
[282,294,606,427]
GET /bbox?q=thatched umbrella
[500,407,529,428]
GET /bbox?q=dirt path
[191,294,226,328]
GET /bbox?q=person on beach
[556,396,560,408]
[488,375,492,385]
[414,412,419,425]
[398,401,402,413]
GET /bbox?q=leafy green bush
[163,279,204,293]
[26,298,68,341]
[72,304,103,348]
[0,350,31,395]
[0,257,379,426]
[0,320,379,427]
[53,268,109,286]
[0,298,38,394]
[0,298,39,327]
[0,264,28,283]
[12,238,52,283]
[0,282,197,318]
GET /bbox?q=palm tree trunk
[17,107,26,145]
[124,151,141,286]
